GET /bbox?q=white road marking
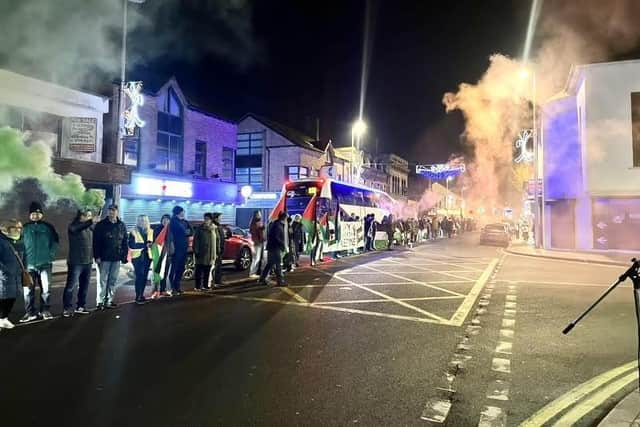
[478,405,507,427]
[502,318,516,328]
[500,329,514,339]
[495,341,513,355]
[486,380,510,401]
[312,295,464,305]
[504,302,517,309]
[420,398,452,423]
[491,358,511,374]
[503,309,516,318]
[506,295,517,302]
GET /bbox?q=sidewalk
[506,242,637,267]
[598,388,640,426]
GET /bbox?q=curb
[504,247,629,267]
[598,388,640,426]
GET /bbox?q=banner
[337,221,364,251]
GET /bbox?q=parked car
[480,223,511,247]
[183,223,254,279]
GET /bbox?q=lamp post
[351,119,367,183]
[114,0,145,206]
[446,176,453,210]
[520,67,540,248]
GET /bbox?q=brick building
[234,114,351,226]
[106,77,240,226]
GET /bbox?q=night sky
[132,1,530,163]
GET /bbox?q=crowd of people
[0,200,476,330]
[0,202,231,330]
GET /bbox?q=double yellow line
[520,361,638,426]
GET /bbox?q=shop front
[120,173,240,227]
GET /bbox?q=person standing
[63,209,97,317]
[248,210,265,278]
[211,212,224,287]
[129,215,154,305]
[193,213,217,291]
[291,214,305,267]
[151,214,172,299]
[385,214,395,250]
[168,206,193,296]
[258,211,287,287]
[21,202,58,322]
[310,219,324,267]
[93,204,128,310]
[0,219,25,329]
[364,214,373,251]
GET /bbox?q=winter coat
[0,233,24,299]
[93,217,128,262]
[213,222,225,256]
[170,216,193,255]
[266,220,286,252]
[291,221,305,251]
[23,220,58,270]
[67,219,94,265]
[193,223,218,266]
[249,219,265,244]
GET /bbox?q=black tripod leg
[633,284,640,391]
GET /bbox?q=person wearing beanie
[168,205,193,295]
[20,202,59,322]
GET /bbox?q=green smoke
[0,126,105,212]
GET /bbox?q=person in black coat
[0,219,25,329]
[63,209,97,317]
[168,206,193,295]
[258,211,287,286]
[211,212,225,287]
[93,204,128,309]
[291,214,305,267]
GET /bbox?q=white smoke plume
[443,0,640,213]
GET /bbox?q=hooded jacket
[93,217,128,262]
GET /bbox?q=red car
[184,223,254,279]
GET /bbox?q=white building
[542,59,640,251]
[0,69,131,258]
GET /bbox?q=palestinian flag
[269,193,286,221]
[151,225,168,285]
[301,194,317,252]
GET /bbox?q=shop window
[194,140,207,177]
[124,136,140,168]
[156,87,183,173]
[222,147,234,181]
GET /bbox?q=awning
[53,158,132,184]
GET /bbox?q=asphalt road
[1,234,638,426]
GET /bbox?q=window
[195,140,207,177]
[631,93,640,167]
[222,147,234,181]
[236,167,263,190]
[237,132,263,156]
[286,166,309,180]
[124,136,140,168]
[156,88,183,173]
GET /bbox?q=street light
[519,66,541,248]
[114,0,145,205]
[350,119,367,183]
[240,185,253,203]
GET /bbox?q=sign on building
[63,117,97,153]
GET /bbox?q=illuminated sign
[134,176,192,198]
[123,81,145,136]
[307,187,317,195]
[514,129,534,163]
[250,192,278,200]
[416,163,465,180]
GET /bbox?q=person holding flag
[150,214,172,299]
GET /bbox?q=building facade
[234,114,351,225]
[109,77,240,226]
[542,59,640,250]
[0,69,131,258]
[376,153,409,199]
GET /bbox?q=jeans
[132,257,151,299]
[212,256,223,285]
[259,248,283,284]
[250,242,264,275]
[169,252,187,291]
[24,267,52,315]
[63,263,92,310]
[97,261,120,305]
[194,264,212,289]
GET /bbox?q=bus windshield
[284,181,321,216]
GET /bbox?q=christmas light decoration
[416,163,465,180]
[123,81,145,136]
[514,129,534,163]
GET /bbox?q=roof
[240,113,324,152]
[564,58,640,97]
